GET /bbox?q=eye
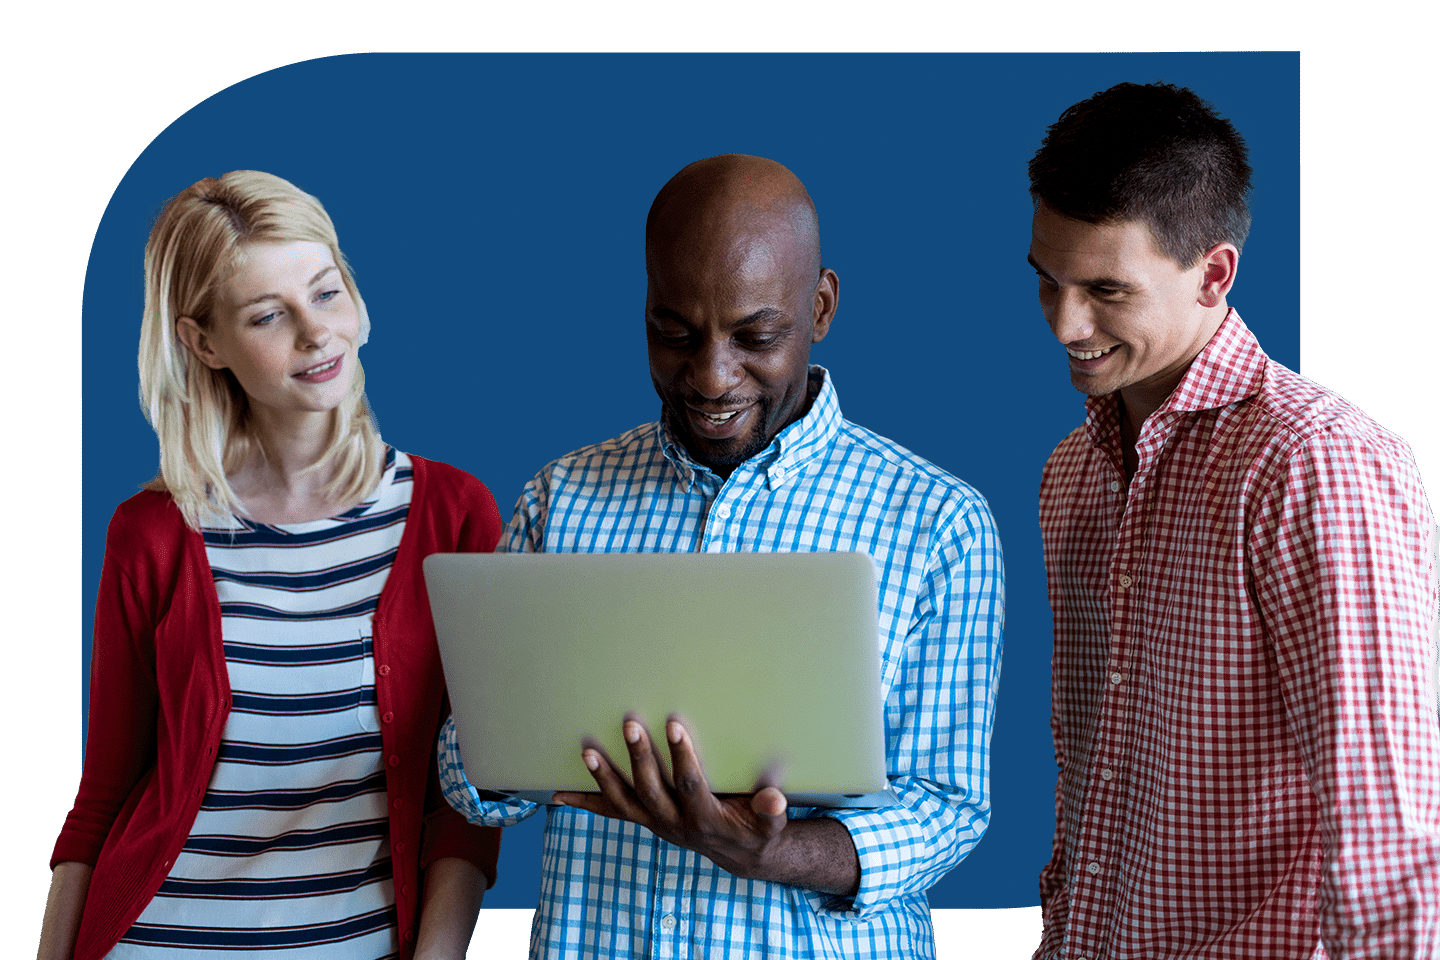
[251,311,279,327]
[738,333,780,349]
[1033,270,1057,287]
[649,322,692,347]
[316,288,342,303]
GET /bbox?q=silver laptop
[425,551,894,808]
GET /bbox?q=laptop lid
[425,551,893,808]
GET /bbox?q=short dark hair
[1028,81,1253,266]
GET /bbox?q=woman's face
[181,240,362,427]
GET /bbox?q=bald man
[439,155,1005,958]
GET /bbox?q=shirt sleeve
[1034,451,1074,960]
[437,715,541,827]
[1032,712,1070,959]
[1252,430,1440,958]
[500,472,549,555]
[435,476,550,828]
[810,494,1006,918]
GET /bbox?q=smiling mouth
[1067,345,1119,361]
[685,402,753,436]
[296,357,340,377]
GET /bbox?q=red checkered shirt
[1035,311,1440,960]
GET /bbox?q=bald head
[646,154,821,284]
[642,155,838,479]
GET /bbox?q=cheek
[340,309,363,343]
[647,351,681,388]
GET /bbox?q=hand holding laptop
[555,715,861,895]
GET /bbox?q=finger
[580,738,634,792]
[624,719,681,822]
[556,748,648,826]
[749,786,789,837]
[665,719,719,814]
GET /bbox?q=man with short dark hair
[440,154,1005,958]
[1027,81,1440,958]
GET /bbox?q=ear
[1196,242,1239,308]
[810,267,839,344]
[175,316,229,371]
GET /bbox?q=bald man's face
[645,226,836,479]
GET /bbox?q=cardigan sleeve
[413,459,505,882]
[51,497,177,867]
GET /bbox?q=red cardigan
[52,455,503,960]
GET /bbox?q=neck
[251,406,337,478]
[1118,302,1229,439]
[232,407,352,522]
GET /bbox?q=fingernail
[667,720,683,744]
[583,751,599,772]
[624,721,641,744]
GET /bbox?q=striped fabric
[108,449,413,959]
[1035,312,1440,959]
[439,367,1005,959]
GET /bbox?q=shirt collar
[1083,309,1267,446]
[659,366,842,489]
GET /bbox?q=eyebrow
[649,305,788,327]
[1026,254,1134,290]
[237,265,339,309]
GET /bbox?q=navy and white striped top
[109,448,412,959]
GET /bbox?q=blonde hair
[138,170,384,528]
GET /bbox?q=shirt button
[1088,861,1101,875]
[388,754,401,767]
[395,840,407,854]
[1110,672,1123,684]
[1109,479,1120,492]
[378,664,391,677]
[715,504,730,519]
[392,797,403,809]
[1118,574,1133,589]
[660,915,677,930]
[1101,769,1114,781]
[382,711,394,723]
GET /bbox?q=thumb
[751,786,788,824]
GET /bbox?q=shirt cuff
[436,716,540,827]
[802,804,915,919]
[800,776,988,919]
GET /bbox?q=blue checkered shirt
[439,368,1005,958]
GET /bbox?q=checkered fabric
[439,367,1005,958]
[1035,312,1440,960]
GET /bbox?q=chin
[1070,374,1117,398]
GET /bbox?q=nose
[1045,287,1094,345]
[687,339,743,400]
[294,305,333,351]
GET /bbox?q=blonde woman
[39,171,500,960]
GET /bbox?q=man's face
[645,229,834,478]
[1028,203,1221,413]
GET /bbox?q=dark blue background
[81,53,1299,909]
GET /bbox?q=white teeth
[299,358,338,376]
[703,411,737,423]
[1068,345,1117,361]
